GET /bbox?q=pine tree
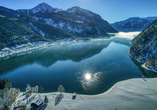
[44,95,48,104]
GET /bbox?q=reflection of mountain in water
[130,58,157,78]
[0,37,131,75]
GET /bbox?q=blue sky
[1,0,157,23]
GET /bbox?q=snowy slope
[66,6,118,33]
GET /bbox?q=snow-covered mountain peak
[31,2,54,14]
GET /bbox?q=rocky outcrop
[129,19,157,72]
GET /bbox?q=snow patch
[0,15,5,17]
[75,20,84,23]
[59,22,64,29]
[44,18,54,25]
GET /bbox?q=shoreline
[0,41,49,59]
[0,37,111,61]
[32,78,157,110]
[142,63,157,73]
[128,52,157,73]
[0,38,92,59]
[12,78,157,110]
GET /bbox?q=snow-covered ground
[12,78,157,110]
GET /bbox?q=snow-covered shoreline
[12,78,157,110]
[0,37,108,60]
[0,41,49,59]
[0,38,75,59]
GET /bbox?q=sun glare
[85,73,91,80]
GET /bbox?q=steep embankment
[129,19,157,72]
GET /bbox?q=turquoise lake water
[0,32,157,94]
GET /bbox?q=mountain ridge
[17,3,117,35]
[111,17,157,32]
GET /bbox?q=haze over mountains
[0,2,117,50]
[111,17,157,32]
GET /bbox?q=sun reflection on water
[81,72,104,92]
[85,73,91,80]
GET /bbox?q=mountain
[66,6,117,33]
[18,3,117,37]
[129,19,157,72]
[111,17,157,32]
[0,3,117,50]
[0,6,75,50]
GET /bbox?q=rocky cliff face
[129,19,157,72]
[111,17,157,32]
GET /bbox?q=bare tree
[3,88,20,109]
[57,85,65,94]
[25,84,31,92]
[34,86,39,93]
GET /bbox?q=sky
[1,0,157,23]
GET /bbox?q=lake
[0,32,157,94]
